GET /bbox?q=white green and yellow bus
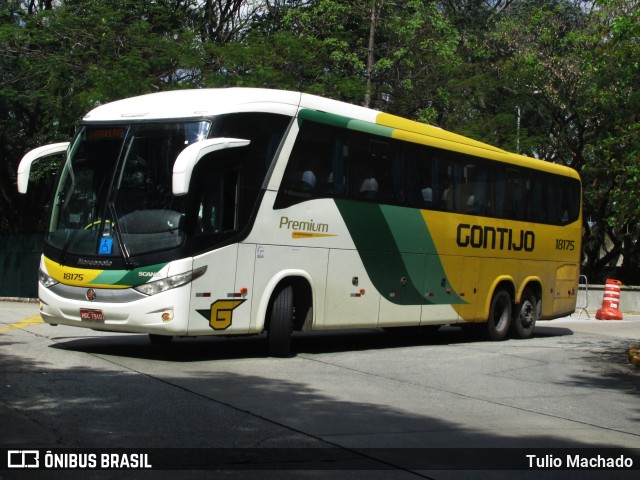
[17,88,581,356]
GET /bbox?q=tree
[469,0,640,283]
[203,0,461,115]
[0,0,199,233]
[582,0,640,282]
[1,0,639,285]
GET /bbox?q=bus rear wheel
[486,289,512,341]
[511,288,538,339]
[267,285,294,357]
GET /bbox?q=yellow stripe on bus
[44,257,105,286]
[292,231,337,239]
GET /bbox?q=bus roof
[83,88,579,180]
[82,88,304,121]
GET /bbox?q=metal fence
[0,235,43,299]
[576,274,590,318]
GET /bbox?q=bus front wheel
[486,289,512,341]
[511,288,539,339]
[267,285,294,357]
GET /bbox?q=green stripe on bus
[335,200,465,306]
[298,109,350,129]
[380,205,438,255]
[298,110,394,138]
[380,205,464,305]
[92,263,168,287]
[336,200,426,305]
[346,119,394,138]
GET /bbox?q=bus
[17,88,582,356]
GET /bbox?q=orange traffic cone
[595,279,623,320]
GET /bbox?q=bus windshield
[47,121,210,260]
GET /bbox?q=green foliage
[2,0,640,282]
[0,0,199,233]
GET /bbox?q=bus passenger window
[350,133,393,203]
[546,179,561,224]
[275,121,346,209]
[563,179,581,223]
[473,165,490,215]
[405,144,431,208]
[494,169,506,217]
[505,169,526,220]
[437,159,453,211]
[454,161,490,215]
[392,149,405,203]
[552,177,581,224]
[531,176,547,223]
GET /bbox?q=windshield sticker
[98,237,114,255]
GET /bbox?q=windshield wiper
[59,200,94,266]
[108,201,135,269]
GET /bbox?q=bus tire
[486,289,512,341]
[267,285,294,357]
[511,287,538,339]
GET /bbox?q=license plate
[80,308,104,322]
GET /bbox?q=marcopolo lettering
[457,223,535,252]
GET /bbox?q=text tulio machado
[527,454,633,469]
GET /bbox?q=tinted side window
[552,176,581,224]
[531,174,549,223]
[406,145,452,211]
[276,120,406,209]
[275,121,347,209]
[447,157,492,216]
[349,131,400,204]
[276,118,581,225]
[210,113,291,188]
[190,113,291,252]
[494,167,528,220]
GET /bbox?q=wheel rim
[519,299,535,329]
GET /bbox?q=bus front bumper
[38,282,191,336]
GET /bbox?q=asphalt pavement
[1,300,639,480]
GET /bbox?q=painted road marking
[0,315,44,333]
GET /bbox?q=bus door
[186,154,252,336]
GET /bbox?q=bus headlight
[39,269,59,288]
[134,266,207,296]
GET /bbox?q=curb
[629,344,640,369]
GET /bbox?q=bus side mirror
[17,142,70,194]
[172,138,250,196]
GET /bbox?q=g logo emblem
[86,288,97,301]
[196,300,245,330]
[209,300,245,330]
